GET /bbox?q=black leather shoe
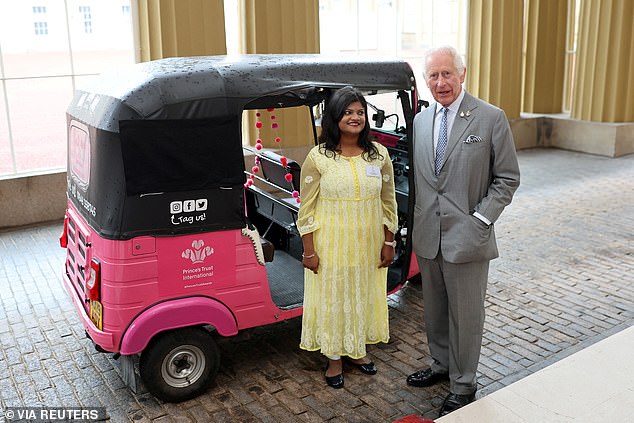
[406,368,449,387]
[325,373,344,389]
[439,392,476,416]
[345,358,377,375]
[324,362,344,389]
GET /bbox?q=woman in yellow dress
[297,86,398,389]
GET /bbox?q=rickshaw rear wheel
[140,327,220,402]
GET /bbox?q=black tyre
[139,327,220,402]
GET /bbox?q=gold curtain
[240,0,320,148]
[571,0,634,122]
[137,0,227,61]
[523,0,567,113]
[466,0,524,119]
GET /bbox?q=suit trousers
[416,251,489,395]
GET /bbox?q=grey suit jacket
[412,91,520,263]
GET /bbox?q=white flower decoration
[305,175,314,184]
[308,216,314,224]
[383,174,391,182]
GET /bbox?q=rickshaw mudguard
[119,296,238,355]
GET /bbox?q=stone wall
[0,171,67,230]
[511,115,634,158]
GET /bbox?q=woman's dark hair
[318,86,382,161]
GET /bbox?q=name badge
[366,165,381,177]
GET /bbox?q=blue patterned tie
[435,107,449,176]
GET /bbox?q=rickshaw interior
[242,87,414,310]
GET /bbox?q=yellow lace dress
[297,142,398,359]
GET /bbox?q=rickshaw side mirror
[418,99,430,110]
[372,110,385,128]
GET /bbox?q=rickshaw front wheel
[140,327,220,402]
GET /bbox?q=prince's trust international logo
[181,240,214,264]
[181,240,215,286]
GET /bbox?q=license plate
[90,300,103,330]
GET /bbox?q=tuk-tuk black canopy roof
[65,55,418,240]
[67,54,416,131]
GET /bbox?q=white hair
[423,45,466,77]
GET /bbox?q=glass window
[69,120,91,189]
[4,77,73,174]
[34,21,48,35]
[0,88,14,176]
[32,5,49,35]
[224,0,239,54]
[319,0,468,102]
[563,0,580,113]
[0,1,135,176]
[79,6,92,34]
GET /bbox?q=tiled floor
[1,148,633,422]
[437,325,634,422]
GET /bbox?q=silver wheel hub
[161,344,206,388]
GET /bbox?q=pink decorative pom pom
[267,108,275,112]
[255,143,262,150]
[271,123,279,129]
[284,173,293,182]
[256,112,261,117]
[252,165,259,173]
[292,190,299,198]
[275,137,281,143]
[255,122,263,129]
[296,197,301,203]
[249,174,255,179]
[256,138,262,144]
[270,115,276,120]
[280,156,288,167]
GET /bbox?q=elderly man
[409,45,520,417]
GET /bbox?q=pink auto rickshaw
[60,54,422,402]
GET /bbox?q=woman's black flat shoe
[323,361,344,389]
[345,358,378,375]
[325,372,344,389]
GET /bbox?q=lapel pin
[466,110,471,117]
[460,111,465,118]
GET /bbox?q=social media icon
[183,200,196,212]
[170,201,182,214]
[196,198,208,211]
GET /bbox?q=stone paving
[0,148,633,422]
